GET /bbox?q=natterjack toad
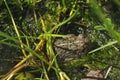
[53,34,89,63]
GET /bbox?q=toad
[53,34,89,63]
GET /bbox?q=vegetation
[0,0,120,79]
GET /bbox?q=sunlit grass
[0,0,120,79]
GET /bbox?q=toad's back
[54,34,89,63]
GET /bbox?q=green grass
[0,0,120,80]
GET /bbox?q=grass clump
[0,0,120,80]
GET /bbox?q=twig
[1,63,27,80]
[104,66,112,79]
